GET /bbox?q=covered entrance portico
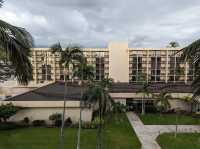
[126,98,156,113]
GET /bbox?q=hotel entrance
[126,98,156,113]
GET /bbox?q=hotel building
[30,42,194,84]
[2,42,199,123]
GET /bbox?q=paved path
[126,112,200,149]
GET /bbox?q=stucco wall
[108,42,129,82]
[9,107,92,123]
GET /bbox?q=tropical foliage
[83,78,114,149]
[50,42,83,73]
[0,1,34,84]
[181,39,200,99]
[168,41,180,48]
[137,82,151,115]
[154,91,171,113]
[50,42,83,149]
[74,58,94,81]
[0,103,19,122]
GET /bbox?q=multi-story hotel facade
[31,42,194,84]
[2,42,199,123]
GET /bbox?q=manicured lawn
[0,113,141,149]
[139,113,200,125]
[0,128,96,149]
[157,133,200,149]
[103,113,141,149]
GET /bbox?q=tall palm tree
[137,82,151,115]
[83,79,113,149]
[0,1,34,84]
[50,42,83,149]
[181,39,200,99]
[76,57,94,149]
[154,91,171,114]
[74,58,95,82]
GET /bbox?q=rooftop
[6,81,192,101]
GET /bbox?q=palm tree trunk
[96,107,102,149]
[142,96,145,115]
[76,64,83,149]
[60,69,68,149]
[76,104,82,149]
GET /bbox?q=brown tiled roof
[110,82,193,93]
[6,81,192,101]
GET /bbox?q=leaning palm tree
[181,39,200,99]
[154,91,171,114]
[137,82,151,115]
[0,1,34,84]
[50,42,83,149]
[83,79,113,149]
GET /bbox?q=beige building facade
[31,42,194,84]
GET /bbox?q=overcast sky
[0,0,200,48]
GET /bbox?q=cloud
[0,0,200,48]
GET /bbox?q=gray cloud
[0,0,200,48]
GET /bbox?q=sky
[0,0,200,48]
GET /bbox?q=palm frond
[181,39,200,61]
[0,19,34,85]
[0,0,3,7]
[50,42,62,53]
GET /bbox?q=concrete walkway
[126,112,200,149]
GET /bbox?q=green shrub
[0,103,19,122]
[32,120,46,127]
[23,117,30,124]
[64,117,72,127]
[0,122,18,130]
[49,113,62,121]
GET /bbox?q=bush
[192,112,200,118]
[64,117,72,127]
[0,122,18,130]
[49,113,62,121]
[55,120,62,127]
[112,102,127,113]
[23,117,30,124]
[0,103,20,122]
[32,120,46,127]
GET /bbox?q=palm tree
[83,79,113,149]
[0,1,34,85]
[154,91,171,114]
[168,41,180,48]
[74,58,95,82]
[75,57,94,149]
[181,39,200,99]
[137,82,151,115]
[50,42,83,149]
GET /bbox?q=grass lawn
[0,113,141,149]
[139,113,200,125]
[103,113,141,149]
[157,133,200,149]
